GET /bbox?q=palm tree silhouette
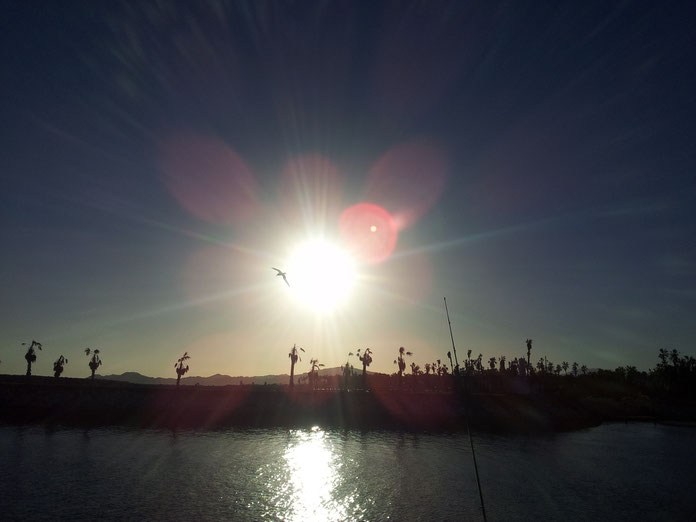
[562,361,569,375]
[85,348,102,380]
[175,352,191,386]
[53,355,68,378]
[475,353,483,373]
[581,364,588,375]
[308,358,324,390]
[394,346,412,379]
[572,362,578,376]
[288,344,304,388]
[22,340,42,376]
[354,348,373,387]
[526,339,533,371]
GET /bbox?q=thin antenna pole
[444,296,487,521]
[444,297,460,371]
[466,414,487,522]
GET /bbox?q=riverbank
[1,375,694,432]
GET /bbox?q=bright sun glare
[286,239,356,313]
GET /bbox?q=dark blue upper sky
[2,1,695,377]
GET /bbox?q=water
[1,423,695,521]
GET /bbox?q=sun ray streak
[45,283,273,342]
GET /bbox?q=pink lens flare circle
[160,134,259,225]
[339,203,398,264]
[365,140,447,230]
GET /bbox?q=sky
[1,1,695,378]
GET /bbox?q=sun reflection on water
[255,427,372,521]
[282,427,345,521]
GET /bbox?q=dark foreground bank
[1,375,694,432]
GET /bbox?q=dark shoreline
[1,375,694,433]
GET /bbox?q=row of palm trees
[288,345,414,390]
[16,340,103,379]
[15,341,195,386]
[284,340,598,391]
[287,344,328,389]
[14,338,599,387]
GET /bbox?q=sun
[285,239,356,313]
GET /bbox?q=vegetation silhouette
[394,347,412,376]
[5,332,696,427]
[175,352,190,386]
[488,357,497,371]
[22,340,42,376]
[288,344,304,389]
[85,348,102,379]
[354,348,373,388]
[53,355,68,378]
[2,344,696,432]
[308,358,324,390]
[341,359,354,390]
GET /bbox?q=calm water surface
[1,423,695,521]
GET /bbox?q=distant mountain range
[96,366,375,386]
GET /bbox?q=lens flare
[339,203,398,264]
[160,134,258,225]
[365,140,447,229]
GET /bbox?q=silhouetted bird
[272,267,290,287]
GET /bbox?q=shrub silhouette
[537,358,545,374]
[85,348,102,379]
[175,352,190,386]
[22,340,42,376]
[53,355,68,378]
[341,360,353,390]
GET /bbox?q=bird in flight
[272,267,290,287]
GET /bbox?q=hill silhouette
[96,366,372,386]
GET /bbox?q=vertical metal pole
[444,297,487,521]
[444,297,460,372]
[467,415,488,522]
